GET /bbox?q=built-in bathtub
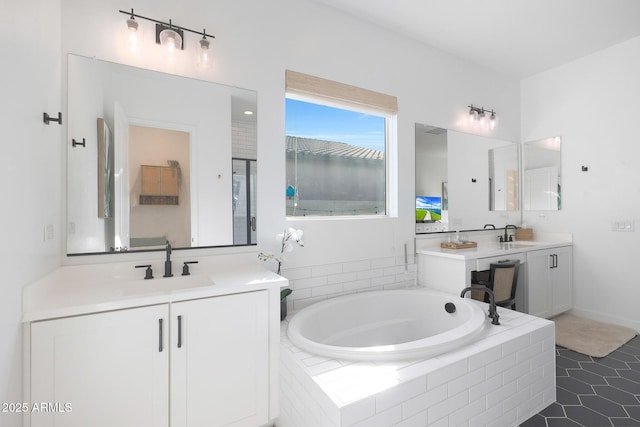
[287,289,487,361]
[280,288,556,427]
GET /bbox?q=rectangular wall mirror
[66,55,257,255]
[415,123,520,233]
[523,136,562,211]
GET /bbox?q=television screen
[416,196,442,222]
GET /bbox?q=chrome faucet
[164,240,173,278]
[460,286,500,325]
[501,224,518,242]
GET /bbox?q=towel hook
[43,112,62,125]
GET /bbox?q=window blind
[285,70,398,113]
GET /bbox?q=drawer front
[476,253,525,271]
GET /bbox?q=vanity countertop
[416,239,572,261]
[23,256,287,322]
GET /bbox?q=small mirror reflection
[523,136,562,211]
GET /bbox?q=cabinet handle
[177,315,183,348]
[158,318,164,352]
[549,254,558,269]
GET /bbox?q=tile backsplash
[281,255,416,311]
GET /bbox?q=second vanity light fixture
[468,104,497,130]
[120,8,214,66]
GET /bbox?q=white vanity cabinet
[29,290,270,427]
[170,291,269,427]
[526,246,573,318]
[31,304,170,427]
[417,237,573,318]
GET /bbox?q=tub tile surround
[279,302,556,427]
[281,255,417,312]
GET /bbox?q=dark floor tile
[568,368,609,385]
[611,417,640,426]
[624,336,640,351]
[616,346,640,359]
[546,418,584,427]
[556,386,581,405]
[579,395,628,417]
[557,376,596,395]
[609,350,640,363]
[558,348,594,362]
[593,385,640,406]
[540,402,566,418]
[520,413,547,427]
[557,355,581,369]
[624,405,640,421]
[581,361,619,377]
[596,357,631,370]
[557,366,569,377]
[564,405,613,426]
[626,362,640,372]
[607,377,640,395]
[529,342,640,427]
[617,369,640,384]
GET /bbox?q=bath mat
[552,313,637,358]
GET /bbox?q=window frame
[284,90,398,220]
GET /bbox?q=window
[285,71,397,217]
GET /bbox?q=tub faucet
[501,224,518,242]
[460,286,500,325]
[164,240,173,278]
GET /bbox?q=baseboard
[568,307,640,334]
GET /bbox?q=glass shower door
[232,158,257,245]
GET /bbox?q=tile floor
[521,335,640,427]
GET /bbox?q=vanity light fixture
[119,9,215,60]
[468,104,497,130]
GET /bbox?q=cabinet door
[31,305,169,427]
[170,291,269,427]
[141,165,162,195]
[526,249,553,318]
[551,246,573,316]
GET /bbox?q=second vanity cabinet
[526,246,573,318]
[30,290,269,427]
[417,239,573,319]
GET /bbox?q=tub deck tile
[279,297,556,427]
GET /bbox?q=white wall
[58,0,520,268]
[0,1,62,425]
[1,2,521,424]
[521,35,640,331]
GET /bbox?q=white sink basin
[122,274,214,296]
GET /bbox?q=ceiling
[310,0,640,78]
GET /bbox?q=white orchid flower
[259,228,304,274]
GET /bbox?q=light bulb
[469,109,477,124]
[158,27,182,55]
[489,111,497,130]
[125,17,140,51]
[197,37,211,67]
[166,35,176,53]
[478,110,486,126]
